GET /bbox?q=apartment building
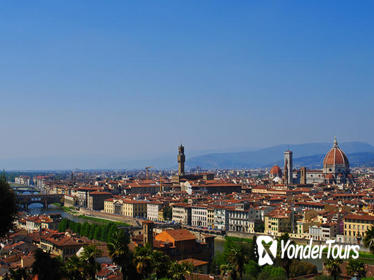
[344,214,374,243]
[264,213,291,235]
[213,207,229,231]
[147,202,163,221]
[104,198,148,218]
[172,204,191,225]
[228,208,255,233]
[191,206,208,228]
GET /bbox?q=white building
[228,209,255,233]
[172,204,191,225]
[15,176,31,186]
[214,207,229,231]
[147,203,162,221]
[309,225,323,241]
[191,206,208,228]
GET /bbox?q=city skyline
[1,1,373,165]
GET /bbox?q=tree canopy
[0,171,17,237]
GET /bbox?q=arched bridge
[16,194,64,210]
[12,186,39,194]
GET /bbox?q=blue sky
[0,1,373,163]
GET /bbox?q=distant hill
[188,142,374,169]
[270,152,374,169]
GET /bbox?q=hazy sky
[0,1,373,161]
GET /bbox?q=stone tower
[284,150,293,184]
[142,220,154,248]
[300,167,307,185]
[177,144,185,176]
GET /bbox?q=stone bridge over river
[16,194,64,210]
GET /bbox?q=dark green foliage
[0,171,17,237]
[107,229,136,280]
[57,218,119,242]
[163,206,172,220]
[255,223,265,233]
[93,226,101,240]
[257,266,287,280]
[324,257,343,280]
[275,233,294,277]
[289,260,318,278]
[88,224,95,239]
[63,245,102,280]
[364,226,374,254]
[346,259,366,279]
[244,260,261,278]
[64,255,85,280]
[58,218,68,232]
[80,245,102,280]
[31,249,64,280]
[7,267,31,280]
[81,222,89,236]
[216,234,318,280]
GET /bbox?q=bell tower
[177,144,185,176]
[284,150,293,185]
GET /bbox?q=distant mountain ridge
[1,141,373,170]
[188,142,374,169]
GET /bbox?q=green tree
[364,226,374,254]
[249,235,258,263]
[227,245,249,279]
[0,171,17,237]
[163,206,172,221]
[211,251,225,275]
[81,222,89,236]
[101,225,108,241]
[257,266,287,280]
[64,255,85,280]
[244,260,260,279]
[220,263,237,280]
[75,223,82,235]
[132,244,172,279]
[346,259,366,279]
[151,249,171,279]
[8,267,31,280]
[168,262,192,280]
[31,249,64,280]
[93,226,101,240]
[58,219,68,232]
[289,260,317,277]
[255,223,265,233]
[276,233,294,278]
[134,245,154,278]
[107,229,136,280]
[88,224,95,239]
[324,257,343,280]
[80,245,102,280]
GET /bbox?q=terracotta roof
[345,214,374,221]
[158,229,196,242]
[323,138,349,167]
[270,165,282,175]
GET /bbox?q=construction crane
[145,166,153,180]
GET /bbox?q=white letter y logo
[257,236,277,266]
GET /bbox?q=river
[27,203,95,224]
